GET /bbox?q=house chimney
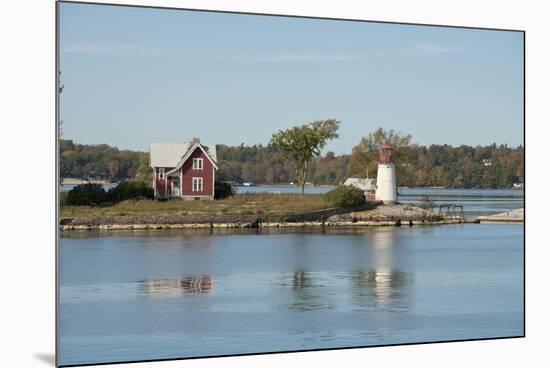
[192,137,200,144]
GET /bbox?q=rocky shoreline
[60,203,472,230]
[478,208,524,223]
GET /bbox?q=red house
[150,138,218,200]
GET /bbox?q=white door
[172,177,180,196]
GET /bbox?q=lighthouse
[375,143,397,203]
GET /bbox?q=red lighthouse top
[379,143,393,164]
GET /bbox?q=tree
[60,137,523,189]
[66,183,107,206]
[107,159,119,180]
[106,180,154,202]
[325,151,336,160]
[214,181,235,200]
[349,127,413,181]
[323,185,366,207]
[135,152,152,187]
[270,119,340,195]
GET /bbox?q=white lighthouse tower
[375,143,397,203]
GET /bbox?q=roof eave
[165,143,218,175]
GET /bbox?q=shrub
[59,191,69,207]
[214,181,235,200]
[106,180,154,203]
[66,183,107,206]
[324,185,366,208]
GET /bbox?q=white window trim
[192,177,203,192]
[193,158,204,170]
[159,167,165,179]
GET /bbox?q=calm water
[235,184,333,194]
[397,188,523,218]
[60,183,119,192]
[58,224,524,366]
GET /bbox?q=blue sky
[59,2,524,154]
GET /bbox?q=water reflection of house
[141,275,213,296]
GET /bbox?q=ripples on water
[58,224,524,366]
[140,275,213,296]
[62,270,412,312]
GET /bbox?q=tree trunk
[299,160,309,196]
[295,166,304,197]
[297,168,305,197]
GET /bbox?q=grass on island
[60,193,334,217]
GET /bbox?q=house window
[193,158,203,170]
[159,168,165,179]
[192,177,203,192]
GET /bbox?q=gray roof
[150,142,217,168]
[343,177,376,191]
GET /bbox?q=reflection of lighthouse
[350,229,411,311]
[375,143,397,203]
[370,230,395,308]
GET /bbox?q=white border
[2,1,548,368]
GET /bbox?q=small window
[193,158,203,170]
[192,177,203,192]
[159,168,165,179]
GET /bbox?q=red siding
[181,147,214,197]
[154,168,174,197]
[152,146,216,199]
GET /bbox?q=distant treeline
[383,143,524,189]
[60,139,524,189]
[217,143,524,188]
[60,139,149,182]
[216,144,350,186]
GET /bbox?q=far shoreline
[59,181,525,192]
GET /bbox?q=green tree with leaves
[135,152,152,187]
[349,127,414,183]
[270,119,340,195]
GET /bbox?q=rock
[478,208,524,223]
[345,203,439,222]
